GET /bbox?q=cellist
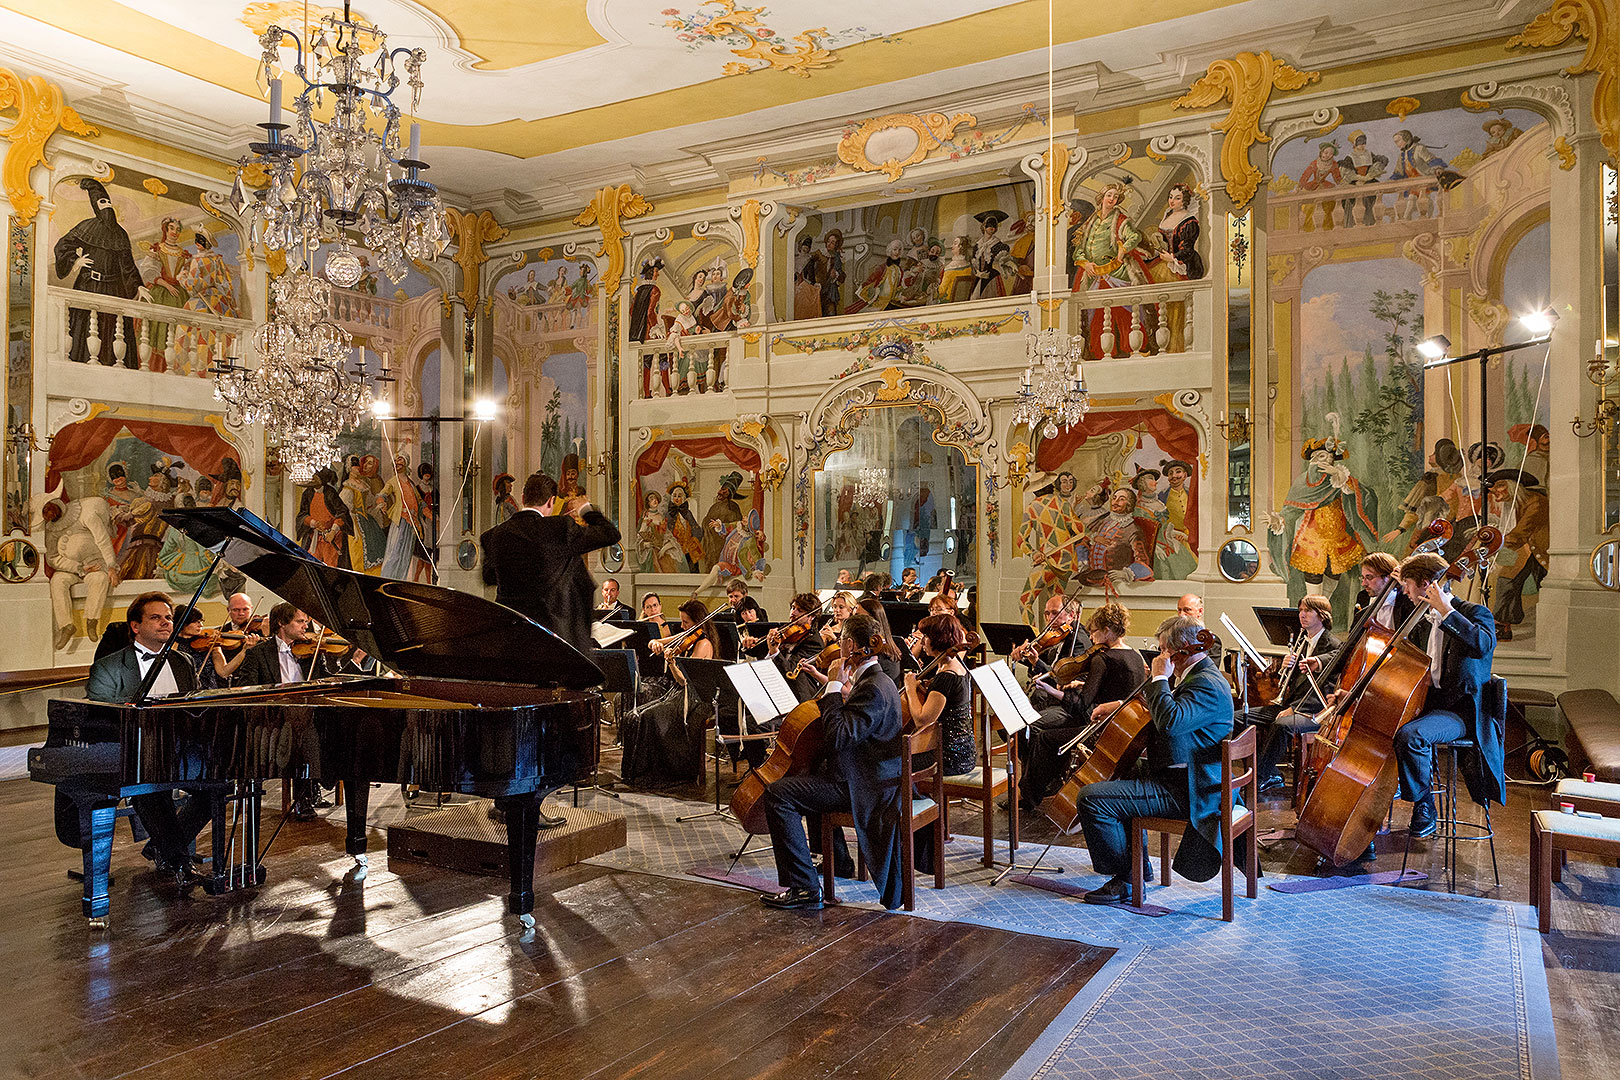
[759,612,906,911]
[1386,551,1500,839]
[1074,615,1234,905]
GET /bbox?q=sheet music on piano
[969,660,1040,736]
[726,659,800,731]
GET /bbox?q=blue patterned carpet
[580,789,1559,1080]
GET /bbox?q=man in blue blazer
[1391,551,1503,838]
[760,611,906,911]
[1076,615,1234,904]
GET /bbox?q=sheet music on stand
[725,659,800,731]
[1219,612,1269,671]
[591,621,635,648]
[969,660,1039,736]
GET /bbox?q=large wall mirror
[1224,210,1252,531]
[1602,163,1619,531]
[813,405,976,590]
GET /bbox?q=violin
[289,635,354,659]
[1048,639,1109,689]
[187,629,249,650]
[791,641,843,681]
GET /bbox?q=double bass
[1295,527,1502,865]
[1040,628,1220,833]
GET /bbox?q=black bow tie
[137,650,162,662]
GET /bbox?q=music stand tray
[1252,606,1301,647]
[671,657,751,826]
[979,621,1032,658]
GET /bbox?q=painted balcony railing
[45,285,253,377]
[329,288,402,335]
[630,330,733,398]
[1268,173,1444,233]
[505,297,598,341]
[1065,278,1209,359]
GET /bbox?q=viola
[1041,628,1219,833]
[791,641,842,680]
[1296,526,1504,864]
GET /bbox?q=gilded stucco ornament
[573,184,653,295]
[837,112,976,182]
[1509,0,1619,162]
[444,207,508,312]
[1174,50,1320,209]
[0,69,99,225]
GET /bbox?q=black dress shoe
[1409,803,1438,840]
[1258,774,1287,794]
[761,887,823,910]
[1082,876,1131,905]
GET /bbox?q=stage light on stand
[1520,307,1559,336]
[1416,334,1452,362]
[472,398,498,423]
[370,398,393,419]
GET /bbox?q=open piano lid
[162,506,603,690]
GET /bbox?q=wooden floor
[0,777,1111,1080]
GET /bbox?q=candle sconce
[1216,408,1252,445]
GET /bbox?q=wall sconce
[5,423,51,454]
[1573,396,1619,439]
[583,450,612,477]
[1216,408,1252,445]
[759,453,788,492]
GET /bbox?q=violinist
[767,592,827,700]
[234,603,347,689]
[1075,615,1234,905]
[1385,551,1501,839]
[900,614,976,777]
[219,592,265,650]
[176,607,234,690]
[895,566,924,601]
[1009,594,1090,683]
[629,599,717,783]
[735,597,771,659]
[759,611,907,911]
[1015,603,1146,813]
[1240,595,1339,794]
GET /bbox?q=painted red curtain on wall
[634,437,764,519]
[45,417,241,491]
[1033,408,1202,552]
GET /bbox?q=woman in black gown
[900,613,976,777]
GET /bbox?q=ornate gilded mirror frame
[1601,163,1619,531]
[1222,209,1254,532]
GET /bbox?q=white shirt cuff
[822,682,843,697]
[1152,673,1172,683]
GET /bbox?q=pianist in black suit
[480,470,621,655]
[84,592,211,875]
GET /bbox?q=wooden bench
[1556,690,1620,782]
[1530,809,1620,932]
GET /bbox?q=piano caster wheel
[352,854,369,881]
[87,917,109,932]
[518,913,535,930]
[402,785,419,802]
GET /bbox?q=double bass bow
[1295,526,1503,865]
[1039,628,1220,833]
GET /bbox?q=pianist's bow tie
[137,649,162,662]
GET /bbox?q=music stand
[576,649,637,803]
[882,600,930,639]
[980,621,1032,658]
[671,657,748,825]
[1252,606,1301,647]
[713,620,740,662]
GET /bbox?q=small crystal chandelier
[231,0,448,284]
[213,269,373,485]
[855,465,890,509]
[1013,322,1089,439]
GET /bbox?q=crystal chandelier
[213,268,375,485]
[855,466,890,509]
[231,0,448,284]
[1013,325,1089,438]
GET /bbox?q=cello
[1039,628,1220,833]
[1295,527,1502,865]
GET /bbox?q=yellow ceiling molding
[1174,50,1319,209]
[837,111,975,181]
[1508,0,1619,162]
[0,68,99,224]
[445,206,508,311]
[573,184,653,295]
[423,0,606,71]
[1385,96,1421,121]
[735,198,764,268]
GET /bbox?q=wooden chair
[1128,725,1258,922]
[821,721,947,911]
[942,687,1019,868]
[1530,809,1620,932]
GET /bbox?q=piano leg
[343,779,370,880]
[74,794,118,924]
[496,792,540,927]
[201,791,230,896]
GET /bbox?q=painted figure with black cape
[55,178,152,366]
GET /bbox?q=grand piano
[30,506,604,928]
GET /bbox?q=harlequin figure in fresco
[1070,183,1170,357]
[815,230,846,317]
[179,232,238,317]
[701,472,745,569]
[1266,435,1380,605]
[1336,131,1388,227]
[1297,142,1342,230]
[138,216,192,372]
[56,178,151,367]
[1018,471,1087,620]
[666,482,703,572]
[971,211,1019,299]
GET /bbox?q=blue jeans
[1077,777,1187,879]
[1394,708,1466,803]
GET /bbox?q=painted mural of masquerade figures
[1297,141,1343,230]
[39,490,119,650]
[116,463,177,582]
[565,263,594,329]
[1018,471,1086,619]
[179,232,238,316]
[342,454,388,570]
[937,235,978,304]
[1085,487,1158,588]
[55,178,151,366]
[701,471,745,569]
[1391,129,1464,219]
[1481,116,1522,157]
[1488,470,1548,641]
[1155,458,1199,580]
[1382,438,1464,545]
[815,230,847,317]
[1070,183,1167,357]
[637,490,680,573]
[630,256,663,345]
[1265,430,1381,606]
[1336,131,1388,227]
[493,472,519,524]
[381,453,432,581]
[1156,184,1204,280]
[848,239,907,314]
[302,467,356,570]
[666,481,704,571]
[138,216,192,371]
[970,210,1019,299]
[792,237,821,319]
